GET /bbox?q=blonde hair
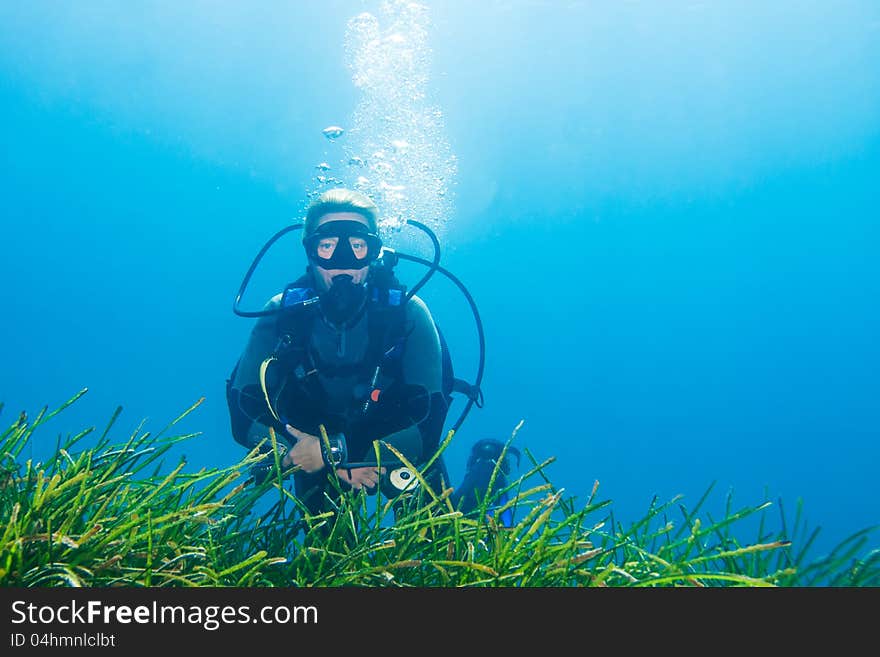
[304,188,380,238]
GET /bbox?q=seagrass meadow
[2,390,878,588]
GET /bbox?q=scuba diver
[449,438,519,527]
[226,187,517,524]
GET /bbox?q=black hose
[403,219,441,301]
[233,223,304,318]
[396,252,485,433]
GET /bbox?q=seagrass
[1,391,877,587]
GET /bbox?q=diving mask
[304,220,382,270]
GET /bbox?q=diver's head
[303,188,381,291]
[466,439,520,476]
[303,188,383,322]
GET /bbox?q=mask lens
[315,237,339,260]
[348,236,369,260]
[306,220,380,268]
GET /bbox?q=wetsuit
[227,276,450,514]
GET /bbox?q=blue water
[1,1,878,562]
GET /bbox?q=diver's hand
[337,466,386,491]
[282,425,324,473]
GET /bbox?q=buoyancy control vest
[226,270,475,464]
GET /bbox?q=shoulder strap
[366,283,408,362]
[274,274,318,359]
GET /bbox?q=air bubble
[322,126,345,139]
[309,1,456,247]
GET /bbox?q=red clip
[370,389,381,403]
